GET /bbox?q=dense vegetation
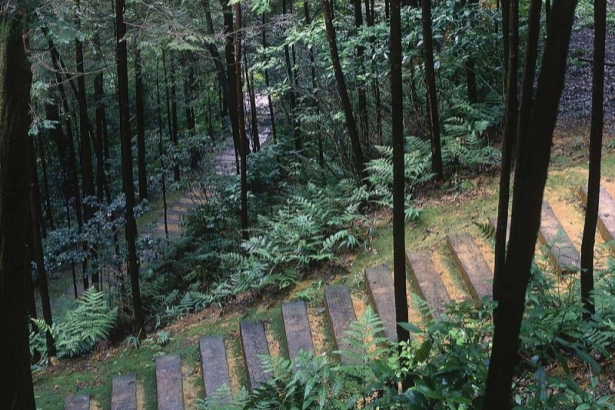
[0,0,613,408]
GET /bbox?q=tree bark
[135,45,148,200]
[321,0,367,183]
[235,4,249,240]
[30,139,56,358]
[262,13,277,144]
[483,1,578,407]
[580,0,606,317]
[422,0,443,179]
[390,0,411,351]
[116,0,146,340]
[354,0,369,147]
[0,13,37,409]
[493,0,518,300]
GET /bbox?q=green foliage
[30,289,117,360]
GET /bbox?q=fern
[29,288,117,358]
[474,220,496,242]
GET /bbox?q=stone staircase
[64,185,615,409]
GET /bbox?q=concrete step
[111,373,137,410]
[281,301,315,361]
[579,186,615,244]
[324,285,359,364]
[155,354,184,410]
[364,266,398,342]
[447,233,493,300]
[199,336,232,405]
[406,251,451,315]
[239,320,271,392]
[538,202,580,274]
[65,394,89,410]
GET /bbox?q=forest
[1,0,615,408]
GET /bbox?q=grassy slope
[33,135,615,409]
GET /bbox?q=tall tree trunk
[390,0,411,353]
[135,45,148,200]
[0,13,37,409]
[221,0,242,173]
[202,0,230,119]
[156,62,170,239]
[235,5,249,240]
[244,51,260,152]
[422,0,443,179]
[321,0,367,183]
[169,55,181,182]
[465,0,478,103]
[262,13,277,144]
[493,0,518,299]
[283,0,301,150]
[483,1,578,407]
[303,3,324,168]
[116,0,146,340]
[93,35,110,204]
[29,140,57,358]
[354,0,369,147]
[580,0,606,317]
[37,133,54,233]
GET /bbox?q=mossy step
[281,301,315,361]
[199,336,232,404]
[406,251,450,315]
[579,186,615,243]
[111,373,137,410]
[489,202,580,274]
[538,202,580,274]
[324,285,359,364]
[447,233,493,300]
[239,320,271,392]
[364,266,397,342]
[155,354,184,410]
[64,394,89,410]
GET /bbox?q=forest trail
[65,173,615,409]
[146,95,272,239]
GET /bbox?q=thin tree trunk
[244,51,260,152]
[0,13,37,408]
[422,0,443,179]
[354,0,369,146]
[262,13,277,144]
[221,0,242,173]
[493,0,518,299]
[38,133,54,233]
[30,140,57,358]
[390,0,411,353]
[156,62,169,239]
[135,45,148,200]
[283,0,301,150]
[116,0,146,340]
[322,0,367,182]
[483,1,578,406]
[235,4,249,240]
[170,55,181,182]
[303,3,324,168]
[580,0,606,317]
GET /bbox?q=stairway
[64,185,615,409]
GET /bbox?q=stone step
[538,202,580,274]
[579,186,615,243]
[489,203,580,274]
[324,285,359,364]
[406,251,450,315]
[281,301,315,361]
[155,354,184,410]
[199,336,232,405]
[239,320,271,392]
[364,266,397,342]
[65,394,89,410]
[111,373,137,410]
[447,233,493,300]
